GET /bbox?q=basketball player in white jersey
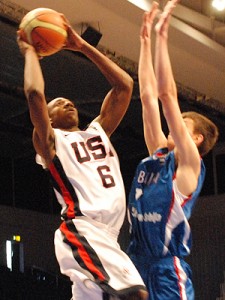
[17,19,148,300]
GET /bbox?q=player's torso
[128,150,189,257]
[51,122,126,230]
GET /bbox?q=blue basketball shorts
[130,255,194,300]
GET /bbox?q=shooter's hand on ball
[17,33,34,55]
[17,32,42,59]
[63,25,85,52]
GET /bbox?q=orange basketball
[19,8,67,57]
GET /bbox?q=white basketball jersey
[37,121,126,232]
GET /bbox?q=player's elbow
[26,89,45,104]
[158,83,177,102]
[140,87,158,104]
[158,89,178,105]
[116,75,133,101]
[118,71,133,90]
[123,74,134,93]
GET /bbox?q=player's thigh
[149,260,194,300]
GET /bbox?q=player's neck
[58,125,80,132]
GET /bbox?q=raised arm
[154,0,201,195]
[138,2,167,155]
[64,25,133,137]
[17,38,55,165]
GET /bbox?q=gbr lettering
[71,136,115,188]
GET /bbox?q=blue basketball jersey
[127,148,205,259]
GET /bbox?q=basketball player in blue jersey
[17,19,148,300]
[127,1,219,300]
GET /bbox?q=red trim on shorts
[60,221,106,282]
[173,257,185,300]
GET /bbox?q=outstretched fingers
[148,1,160,25]
[155,0,179,36]
[140,1,159,39]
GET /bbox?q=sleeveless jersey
[37,121,126,232]
[127,147,205,259]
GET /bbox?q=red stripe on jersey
[49,163,75,219]
[60,222,106,282]
[181,195,192,207]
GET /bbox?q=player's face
[48,97,79,129]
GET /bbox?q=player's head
[182,111,219,156]
[47,97,79,130]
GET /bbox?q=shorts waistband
[64,216,119,240]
